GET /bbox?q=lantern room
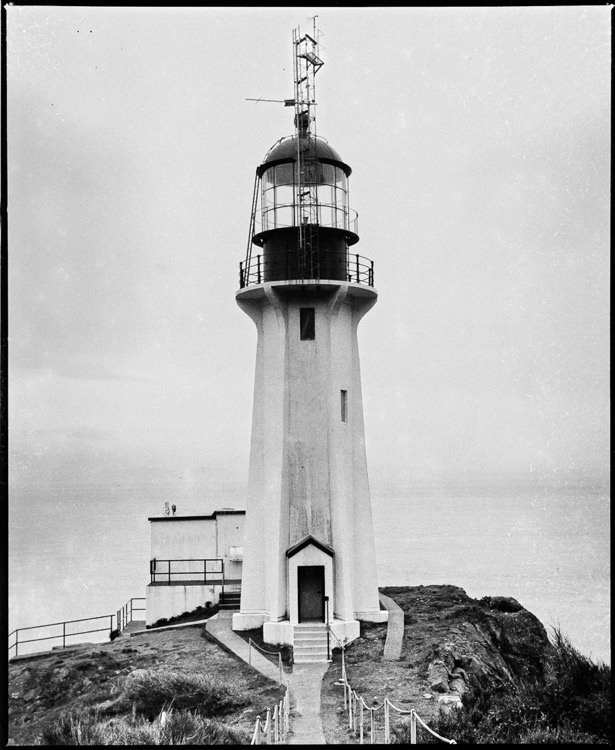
[240,133,374,287]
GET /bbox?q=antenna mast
[293,20,324,279]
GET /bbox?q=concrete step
[293,643,327,654]
[295,638,328,646]
[294,626,327,635]
[294,655,330,663]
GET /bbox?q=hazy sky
[8,5,610,510]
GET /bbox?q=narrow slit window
[300,307,315,340]
[341,390,348,422]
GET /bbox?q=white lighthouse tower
[232,26,387,651]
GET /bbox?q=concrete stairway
[293,623,330,663]
[218,591,241,610]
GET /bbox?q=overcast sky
[8,6,610,516]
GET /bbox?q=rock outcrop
[380,585,554,704]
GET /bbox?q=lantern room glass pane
[274,163,294,186]
[259,160,352,233]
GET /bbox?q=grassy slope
[319,585,611,745]
[8,624,284,746]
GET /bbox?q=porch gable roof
[285,534,335,559]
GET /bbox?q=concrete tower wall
[233,280,384,632]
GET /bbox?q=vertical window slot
[300,308,315,340]
[341,390,348,422]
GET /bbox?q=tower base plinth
[232,612,266,631]
[355,609,389,623]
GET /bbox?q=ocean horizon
[9,468,610,665]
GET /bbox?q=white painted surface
[147,512,245,623]
[287,543,333,625]
[150,518,216,561]
[216,513,245,580]
[146,583,217,625]
[235,280,384,641]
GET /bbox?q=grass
[37,707,250,745]
[393,626,611,745]
[35,668,252,745]
[147,603,218,629]
[234,627,293,669]
[110,668,251,717]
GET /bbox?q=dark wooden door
[298,565,325,622]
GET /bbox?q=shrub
[116,669,250,718]
[393,627,611,745]
[37,707,250,745]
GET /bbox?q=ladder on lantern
[293,24,324,281]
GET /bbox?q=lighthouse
[232,26,387,651]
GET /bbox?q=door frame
[297,565,325,622]
[286,535,334,625]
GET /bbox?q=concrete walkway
[287,662,329,745]
[379,592,404,660]
[204,613,329,744]
[205,611,283,685]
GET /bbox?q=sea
[8,471,610,664]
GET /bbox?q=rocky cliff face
[380,585,554,707]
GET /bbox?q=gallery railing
[239,249,374,288]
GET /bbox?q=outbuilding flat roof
[148,509,246,522]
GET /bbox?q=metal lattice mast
[293,22,324,278]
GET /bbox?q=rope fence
[338,657,456,744]
[248,638,285,685]
[250,685,290,745]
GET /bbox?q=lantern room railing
[239,250,374,289]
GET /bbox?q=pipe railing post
[356,254,360,282]
[384,699,390,744]
[62,622,66,651]
[248,639,252,666]
[325,596,330,660]
[370,708,375,744]
[253,717,261,745]
[257,255,261,284]
[15,630,19,658]
[410,710,417,745]
[360,698,364,744]
[265,708,271,745]
[348,686,353,730]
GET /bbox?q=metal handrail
[116,597,146,634]
[150,558,224,586]
[239,248,374,288]
[8,613,115,659]
[9,595,148,659]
